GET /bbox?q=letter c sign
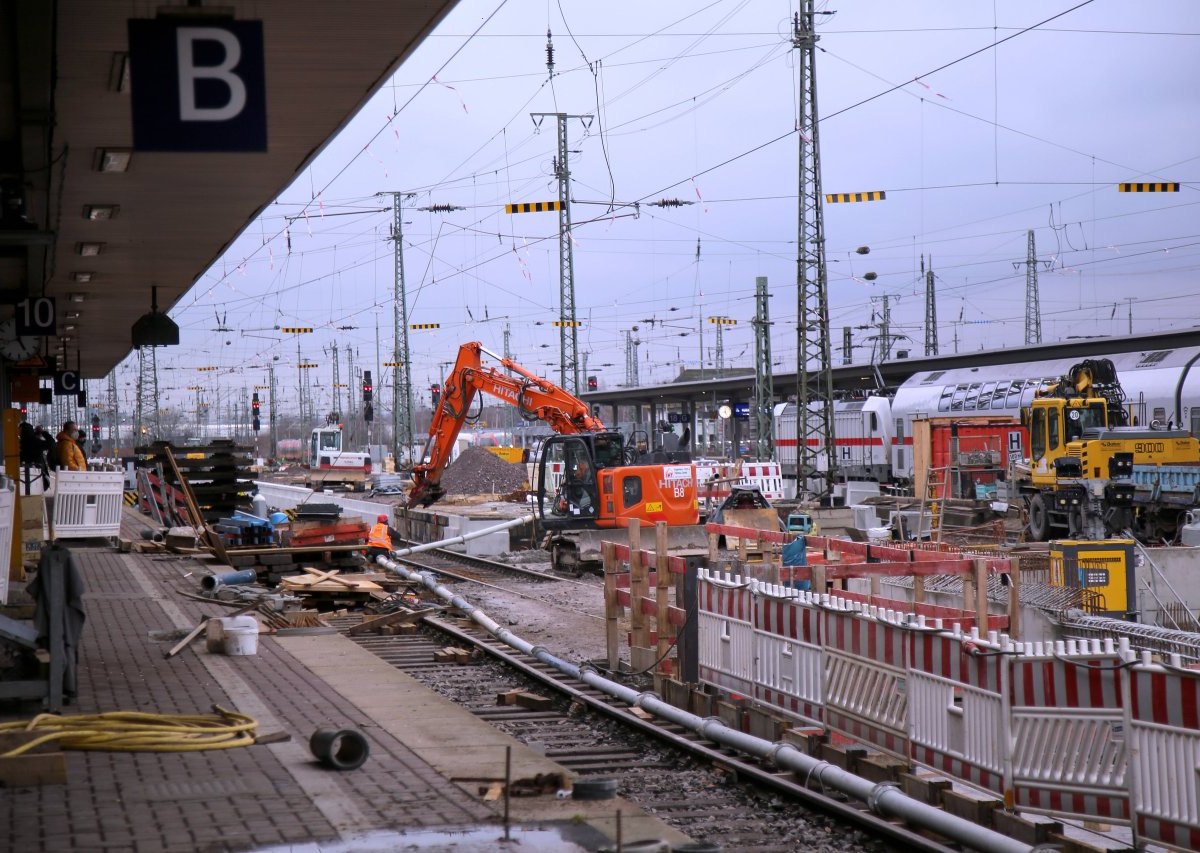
[54,371,80,397]
[128,19,266,152]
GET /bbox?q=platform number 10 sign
[16,297,56,336]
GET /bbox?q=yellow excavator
[1015,359,1200,542]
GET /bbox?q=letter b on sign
[128,19,266,152]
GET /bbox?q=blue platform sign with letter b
[128,18,266,152]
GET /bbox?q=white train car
[772,343,1200,492]
[775,396,893,483]
[889,345,1200,480]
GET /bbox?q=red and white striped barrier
[1009,639,1129,822]
[821,600,911,757]
[753,584,823,724]
[696,571,755,696]
[1129,658,1200,852]
[908,627,1007,796]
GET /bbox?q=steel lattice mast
[1023,230,1042,345]
[753,276,775,460]
[793,2,836,500]
[924,256,939,356]
[390,193,415,466]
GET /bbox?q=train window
[869,412,878,431]
[622,476,642,508]
[991,381,1011,408]
[964,383,983,410]
[1048,408,1061,452]
[1031,408,1046,459]
[978,382,997,409]
[938,386,953,412]
[951,384,969,411]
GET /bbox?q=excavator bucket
[409,482,445,508]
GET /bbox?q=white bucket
[223,625,259,656]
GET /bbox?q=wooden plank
[629,520,648,652]
[655,521,672,676]
[602,541,620,672]
[163,448,230,564]
[346,607,436,636]
[164,619,210,659]
[0,753,67,786]
[301,568,361,589]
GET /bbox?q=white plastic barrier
[696,573,756,696]
[253,480,314,510]
[49,471,124,539]
[0,480,14,604]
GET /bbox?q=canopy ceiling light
[71,272,93,283]
[131,285,179,348]
[83,204,119,221]
[76,242,104,256]
[94,148,132,173]
[68,293,86,303]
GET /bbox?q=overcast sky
[115,0,1200,420]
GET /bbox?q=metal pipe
[375,533,1033,853]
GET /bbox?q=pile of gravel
[441,446,529,495]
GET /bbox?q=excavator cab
[537,433,623,527]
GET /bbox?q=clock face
[0,319,38,361]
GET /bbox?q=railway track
[393,539,557,584]
[334,612,952,853]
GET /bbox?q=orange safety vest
[368,523,392,550]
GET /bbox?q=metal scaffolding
[793,1,836,499]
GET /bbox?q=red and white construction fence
[697,567,1200,851]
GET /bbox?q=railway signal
[252,392,261,432]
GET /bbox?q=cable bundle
[0,706,258,756]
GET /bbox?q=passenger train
[775,343,1200,490]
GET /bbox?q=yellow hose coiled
[0,706,258,757]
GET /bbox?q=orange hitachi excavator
[409,342,702,571]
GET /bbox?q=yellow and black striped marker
[505,201,562,214]
[553,320,581,327]
[825,191,886,203]
[123,490,137,506]
[1118,183,1179,193]
[708,317,736,325]
[384,361,402,367]
[409,323,440,330]
[280,327,313,334]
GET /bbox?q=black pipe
[1175,350,1200,430]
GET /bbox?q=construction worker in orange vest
[367,513,399,562]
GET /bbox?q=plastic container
[223,625,258,656]
[210,615,259,655]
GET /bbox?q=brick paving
[0,545,494,853]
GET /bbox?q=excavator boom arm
[408,342,605,506]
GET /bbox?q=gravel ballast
[441,446,529,495]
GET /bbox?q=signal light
[431,383,442,408]
[363,370,373,403]
[252,392,261,432]
[587,375,598,391]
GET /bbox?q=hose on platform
[0,706,258,756]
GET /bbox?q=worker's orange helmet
[377,514,388,523]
